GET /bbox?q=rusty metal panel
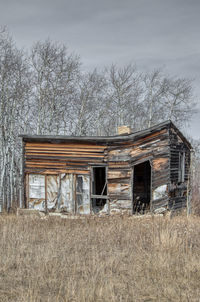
[46,175,59,210]
[29,174,45,210]
[60,173,74,213]
[76,175,90,215]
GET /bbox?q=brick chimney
[117,125,132,135]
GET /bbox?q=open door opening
[133,161,151,214]
[92,167,107,213]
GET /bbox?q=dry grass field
[0,214,200,302]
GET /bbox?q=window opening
[91,167,107,213]
[133,161,151,214]
[179,152,185,183]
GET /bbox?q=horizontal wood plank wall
[24,142,107,175]
[107,129,170,214]
[107,161,132,214]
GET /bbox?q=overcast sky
[0,0,200,139]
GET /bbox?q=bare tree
[30,40,80,135]
[140,70,196,130]
[72,69,107,135]
[140,69,166,128]
[104,64,142,134]
[0,29,31,209]
[162,77,196,128]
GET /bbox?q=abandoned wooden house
[20,120,192,215]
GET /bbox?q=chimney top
[118,126,132,135]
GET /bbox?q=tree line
[0,27,198,210]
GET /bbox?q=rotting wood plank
[26,142,107,149]
[26,169,90,175]
[26,154,104,160]
[25,147,106,153]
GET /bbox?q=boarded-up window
[76,175,90,214]
[28,173,90,214]
[60,173,76,213]
[29,174,45,210]
[46,175,59,209]
[29,174,45,198]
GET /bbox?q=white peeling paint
[29,174,45,210]
[29,174,45,199]
[60,174,74,213]
[153,184,167,200]
[47,175,59,209]
[77,175,90,214]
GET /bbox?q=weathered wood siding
[24,141,107,213]
[107,161,132,214]
[107,129,170,214]
[22,122,191,215]
[25,141,107,174]
[169,128,191,210]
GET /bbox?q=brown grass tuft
[0,214,200,301]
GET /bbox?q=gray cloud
[0,0,199,138]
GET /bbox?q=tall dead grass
[0,214,200,302]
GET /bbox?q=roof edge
[19,120,192,148]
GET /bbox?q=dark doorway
[92,167,107,213]
[133,161,151,214]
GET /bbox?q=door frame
[131,159,152,214]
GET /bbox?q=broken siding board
[108,162,130,169]
[151,198,169,211]
[110,199,132,215]
[108,183,130,194]
[107,169,131,178]
[169,197,187,210]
